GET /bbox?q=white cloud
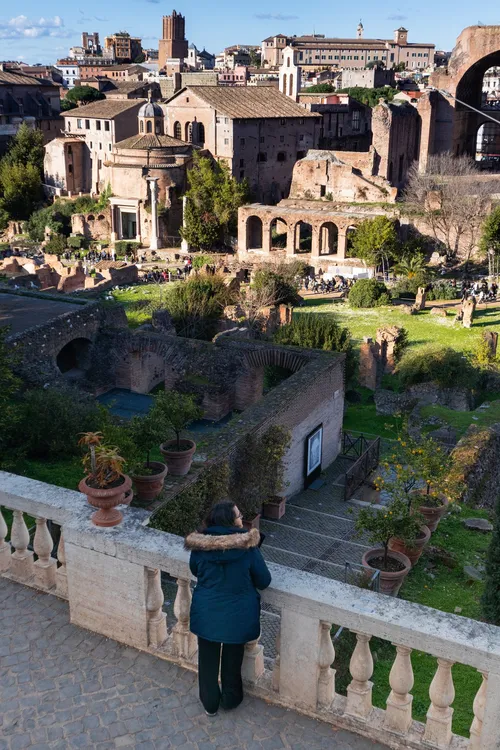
[0,15,72,39]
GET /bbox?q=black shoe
[205,710,218,717]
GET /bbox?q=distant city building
[298,92,371,151]
[215,47,253,70]
[144,49,159,63]
[341,68,395,89]
[159,11,189,71]
[262,27,434,71]
[104,33,142,63]
[434,50,451,68]
[187,44,215,71]
[78,64,149,83]
[82,32,101,55]
[164,85,320,201]
[0,65,62,154]
[218,66,248,86]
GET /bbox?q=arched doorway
[476,121,500,166]
[294,221,312,253]
[174,121,182,140]
[270,218,288,250]
[346,225,357,255]
[56,338,92,376]
[246,216,263,249]
[319,222,338,255]
[185,122,192,142]
[453,49,500,159]
[198,122,205,147]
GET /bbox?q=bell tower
[357,20,364,38]
[159,10,189,70]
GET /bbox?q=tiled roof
[175,86,319,119]
[115,133,190,149]
[0,70,54,87]
[63,99,145,119]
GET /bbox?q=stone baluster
[424,658,455,747]
[242,638,265,684]
[345,632,373,719]
[33,518,56,590]
[272,628,281,692]
[10,510,34,581]
[55,531,68,599]
[469,671,487,749]
[317,621,336,708]
[0,507,11,573]
[146,568,167,648]
[172,578,196,659]
[385,644,414,734]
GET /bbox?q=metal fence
[343,436,381,502]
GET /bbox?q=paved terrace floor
[0,293,84,335]
[0,579,389,750]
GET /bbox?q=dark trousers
[197,637,245,714]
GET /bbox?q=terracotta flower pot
[79,474,132,528]
[262,497,286,520]
[362,547,412,596]
[132,462,168,505]
[412,492,449,532]
[389,525,431,566]
[160,439,196,476]
[243,514,261,531]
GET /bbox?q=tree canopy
[348,216,399,272]
[0,124,45,221]
[338,86,398,107]
[64,86,106,106]
[181,153,249,250]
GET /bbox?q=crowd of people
[461,279,498,303]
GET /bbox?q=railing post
[469,671,487,750]
[146,568,167,648]
[55,530,68,599]
[346,632,373,719]
[33,517,56,590]
[242,638,265,684]
[385,644,414,734]
[475,671,500,750]
[317,621,335,708]
[272,628,281,692]
[0,507,11,573]
[172,577,196,660]
[10,510,34,581]
[424,658,455,747]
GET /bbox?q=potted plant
[261,426,291,520]
[128,412,168,505]
[409,436,458,532]
[156,392,203,476]
[78,432,132,528]
[356,498,413,596]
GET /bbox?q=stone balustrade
[1,471,500,750]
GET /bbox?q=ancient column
[146,177,159,250]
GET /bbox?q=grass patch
[296,299,500,354]
[110,284,175,328]
[420,400,500,438]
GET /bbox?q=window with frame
[105,121,110,131]
[352,110,360,132]
[280,135,285,143]
[224,138,229,145]
[68,164,73,174]
[299,134,304,141]
[96,121,101,131]
[277,152,286,162]
[77,119,82,129]
[257,152,267,162]
[240,137,246,146]
[239,158,245,167]
[260,136,265,143]
[85,120,90,129]
[239,170,245,180]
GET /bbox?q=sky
[0,2,498,65]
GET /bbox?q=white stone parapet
[1,471,500,750]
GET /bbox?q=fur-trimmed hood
[185,527,260,552]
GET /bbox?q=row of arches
[173,121,205,146]
[246,216,357,256]
[281,73,294,97]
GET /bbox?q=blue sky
[0,2,497,65]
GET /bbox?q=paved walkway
[0,579,388,750]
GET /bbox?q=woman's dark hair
[204,502,237,528]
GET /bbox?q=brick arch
[115,336,187,394]
[235,347,308,410]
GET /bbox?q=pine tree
[482,496,500,625]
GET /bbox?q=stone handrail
[1,471,500,750]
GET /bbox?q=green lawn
[296,299,500,353]
[109,284,176,328]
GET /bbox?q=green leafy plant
[154,391,203,451]
[348,278,391,308]
[163,272,235,339]
[482,493,500,625]
[44,234,67,256]
[348,216,399,273]
[397,344,480,390]
[128,410,168,472]
[356,497,421,570]
[274,314,355,381]
[67,235,86,249]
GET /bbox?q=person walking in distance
[185,502,271,716]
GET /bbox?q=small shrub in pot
[156,391,203,476]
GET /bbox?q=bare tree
[404,154,492,264]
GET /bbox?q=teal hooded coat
[185,526,272,644]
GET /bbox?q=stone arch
[146,120,153,133]
[270,217,288,250]
[282,73,287,95]
[476,120,500,162]
[115,337,186,394]
[289,73,294,97]
[246,216,263,250]
[346,225,357,254]
[56,337,92,375]
[185,121,192,142]
[294,221,312,253]
[198,122,205,146]
[97,214,105,221]
[140,121,144,133]
[87,214,95,221]
[235,346,308,410]
[174,121,182,140]
[319,222,338,255]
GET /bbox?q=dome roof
[138,101,164,118]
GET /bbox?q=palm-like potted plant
[156,391,203,476]
[128,412,168,505]
[356,497,415,596]
[78,432,132,527]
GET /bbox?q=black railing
[343,437,381,502]
[342,432,371,459]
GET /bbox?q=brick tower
[159,10,188,70]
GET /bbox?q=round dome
[138,101,164,118]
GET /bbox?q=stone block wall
[449,423,500,509]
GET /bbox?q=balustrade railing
[1,473,500,750]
